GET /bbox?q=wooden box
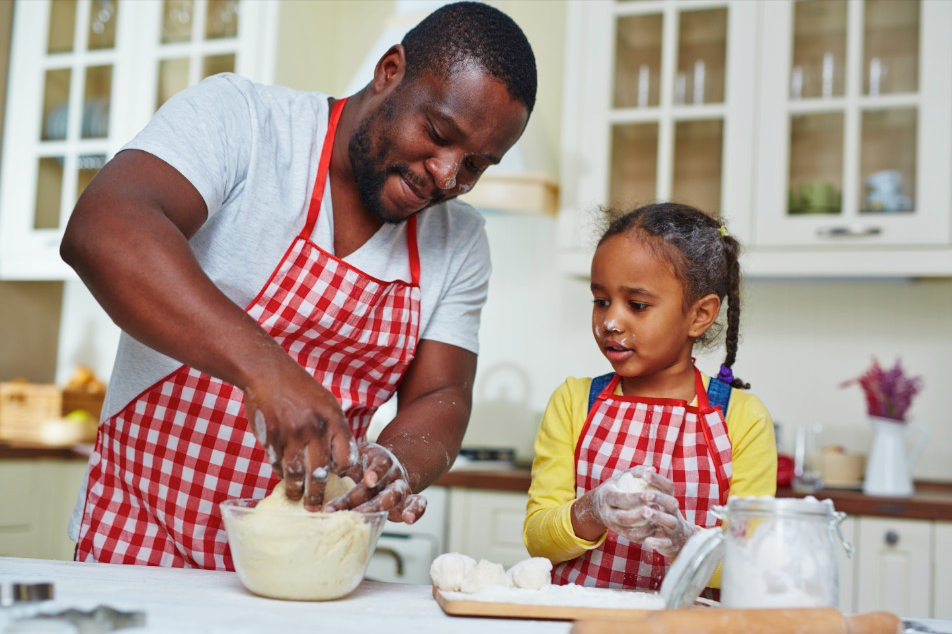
[0,382,62,442]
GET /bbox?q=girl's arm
[524,378,607,563]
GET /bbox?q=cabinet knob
[884,530,900,546]
[816,225,882,238]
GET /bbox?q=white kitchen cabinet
[0,0,277,280]
[0,457,88,560]
[935,522,952,620]
[750,0,952,277]
[447,488,530,568]
[558,0,952,278]
[557,0,758,276]
[855,515,933,617]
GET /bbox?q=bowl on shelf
[221,497,387,601]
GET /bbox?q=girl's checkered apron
[76,98,422,569]
[552,369,733,590]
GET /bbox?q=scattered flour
[226,478,372,601]
[441,583,665,609]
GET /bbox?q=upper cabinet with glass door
[751,0,952,276]
[557,0,758,276]
[0,0,276,280]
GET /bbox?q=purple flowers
[841,358,923,422]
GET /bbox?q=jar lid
[660,527,724,609]
[725,495,836,518]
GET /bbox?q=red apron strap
[407,215,420,286]
[694,367,710,409]
[301,97,347,239]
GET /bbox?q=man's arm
[326,338,474,522]
[383,338,475,491]
[60,149,356,509]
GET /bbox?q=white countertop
[3,557,951,634]
[0,557,570,634]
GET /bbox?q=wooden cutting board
[432,586,662,621]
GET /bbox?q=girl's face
[590,234,705,389]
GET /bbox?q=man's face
[349,65,529,223]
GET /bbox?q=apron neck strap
[302,97,347,239]
[694,367,710,409]
[601,367,709,408]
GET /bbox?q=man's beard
[348,97,443,224]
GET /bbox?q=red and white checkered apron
[552,368,732,590]
[75,98,422,569]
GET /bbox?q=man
[61,1,536,569]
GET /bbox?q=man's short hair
[401,1,537,115]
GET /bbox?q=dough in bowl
[225,477,377,601]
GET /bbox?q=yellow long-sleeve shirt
[524,373,777,585]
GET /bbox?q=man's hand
[324,442,427,524]
[242,359,357,512]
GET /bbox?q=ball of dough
[459,559,512,593]
[258,475,357,512]
[430,552,477,591]
[616,471,652,493]
[507,557,552,590]
[612,471,660,527]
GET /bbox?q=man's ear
[371,44,407,94]
[688,293,721,338]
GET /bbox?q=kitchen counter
[0,557,570,634]
[436,469,952,521]
[0,442,89,461]
[3,558,951,633]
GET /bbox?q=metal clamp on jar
[661,496,853,609]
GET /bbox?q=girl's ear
[371,44,407,94]
[688,293,721,338]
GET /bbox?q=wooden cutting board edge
[432,586,662,621]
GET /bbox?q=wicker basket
[0,382,63,442]
[62,389,105,420]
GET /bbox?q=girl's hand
[635,470,697,558]
[572,465,658,542]
[324,442,428,524]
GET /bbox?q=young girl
[524,202,777,592]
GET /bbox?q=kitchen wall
[2,1,947,482]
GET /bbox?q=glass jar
[661,495,853,609]
[717,496,853,608]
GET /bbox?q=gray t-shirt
[103,73,491,420]
[69,73,491,540]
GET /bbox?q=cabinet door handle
[816,225,882,238]
[884,530,900,546]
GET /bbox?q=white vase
[862,416,929,498]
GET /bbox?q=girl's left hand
[637,470,697,558]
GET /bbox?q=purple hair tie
[717,363,734,384]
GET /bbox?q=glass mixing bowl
[221,498,387,601]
